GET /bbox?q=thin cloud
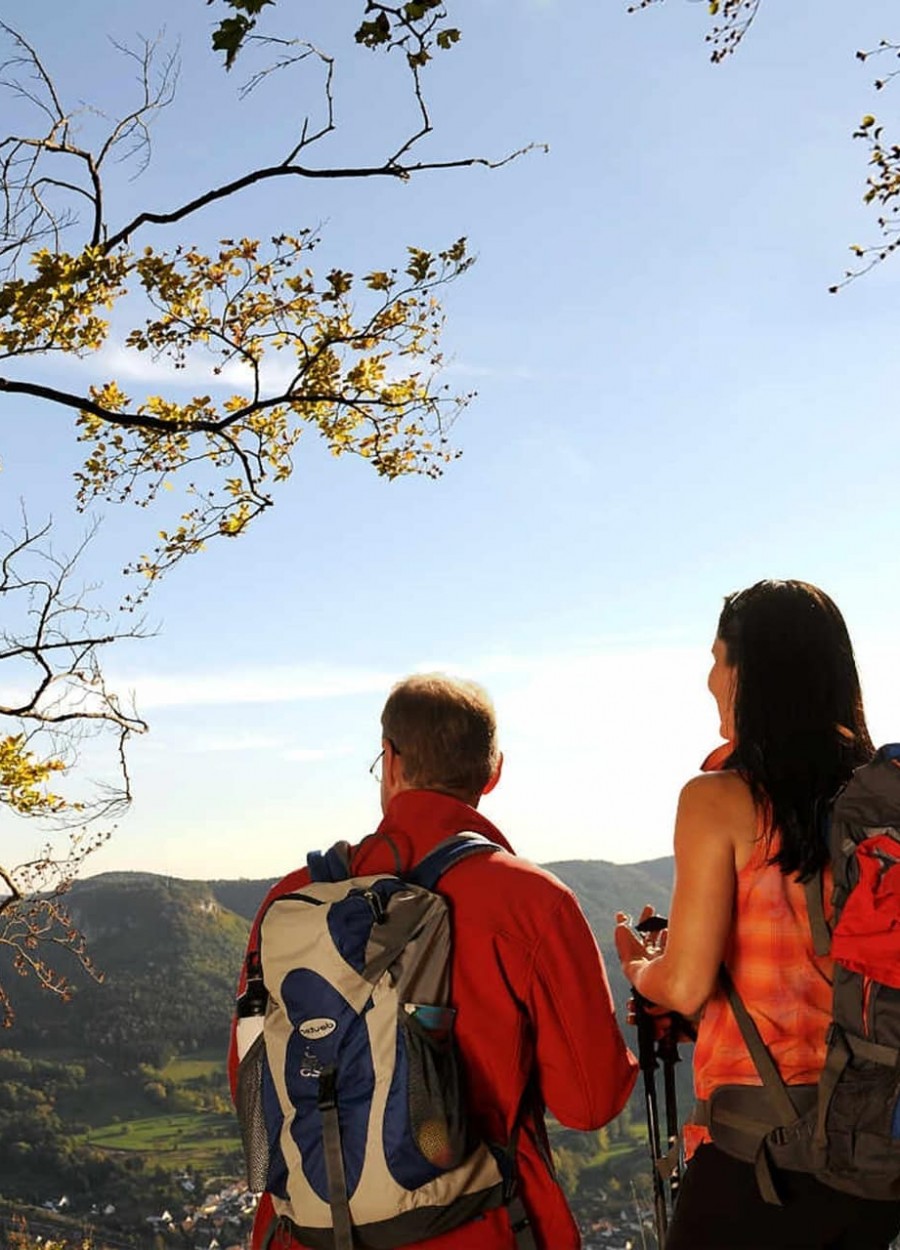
[116,663,395,710]
[39,341,436,394]
[192,739,342,763]
[444,362,543,382]
[115,647,702,714]
[187,732,286,754]
[58,343,300,392]
[282,747,338,763]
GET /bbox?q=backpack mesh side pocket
[236,1030,270,1193]
[402,1004,467,1172]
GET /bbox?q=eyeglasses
[369,739,399,783]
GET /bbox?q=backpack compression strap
[317,1066,353,1250]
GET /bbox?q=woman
[615,580,900,1250]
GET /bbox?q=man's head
[379,673,502,812]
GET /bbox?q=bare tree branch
[0,512,147,794]
[103,144,536,250]
[0,516,148,1024]
[628,0,761,62]
[0,25,180,270]
[96,35,180,180]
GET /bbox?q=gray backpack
[235,833,538,1250]
[695,744,900,1203]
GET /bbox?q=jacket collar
[353,788,515,875]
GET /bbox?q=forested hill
[2,857,673,1067]
[2,874,253,1067]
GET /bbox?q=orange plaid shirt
[684,752,834,1154]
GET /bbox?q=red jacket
[228,789,637,1250]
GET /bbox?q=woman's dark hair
[717,579,874,879]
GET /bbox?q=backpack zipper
[266,891,326,909]
[352,887,386,923]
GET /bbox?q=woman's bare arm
[615,770,756,1016]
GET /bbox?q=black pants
[665,1144,900,1250]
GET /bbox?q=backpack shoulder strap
[307,832,408,883]
[406,832,501,892]
[718,965,802,1125]
[307,831,499,888]
[307,840,353,883]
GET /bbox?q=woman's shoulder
[680,766,752,803]
[677,769,758,847]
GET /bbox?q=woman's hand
[615,908,698,1042]
[614,904,665,988]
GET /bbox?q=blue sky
[3,0,900,881]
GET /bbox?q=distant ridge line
[81,855,674,885]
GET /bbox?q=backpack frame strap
[813,1027,852,1152]
[506,1193,538,1250]
[491,1075,542,1250]
[803,870,831,958]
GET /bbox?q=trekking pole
[634,989,668,1248]
[632,913,672,1248]
[657,1022,681,1210]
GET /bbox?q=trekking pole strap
[656,1137,681,1181]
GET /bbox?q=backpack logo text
[298,1017,337,1040]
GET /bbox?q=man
[230,673,637,1250]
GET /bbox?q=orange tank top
[684,821,834,1153]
